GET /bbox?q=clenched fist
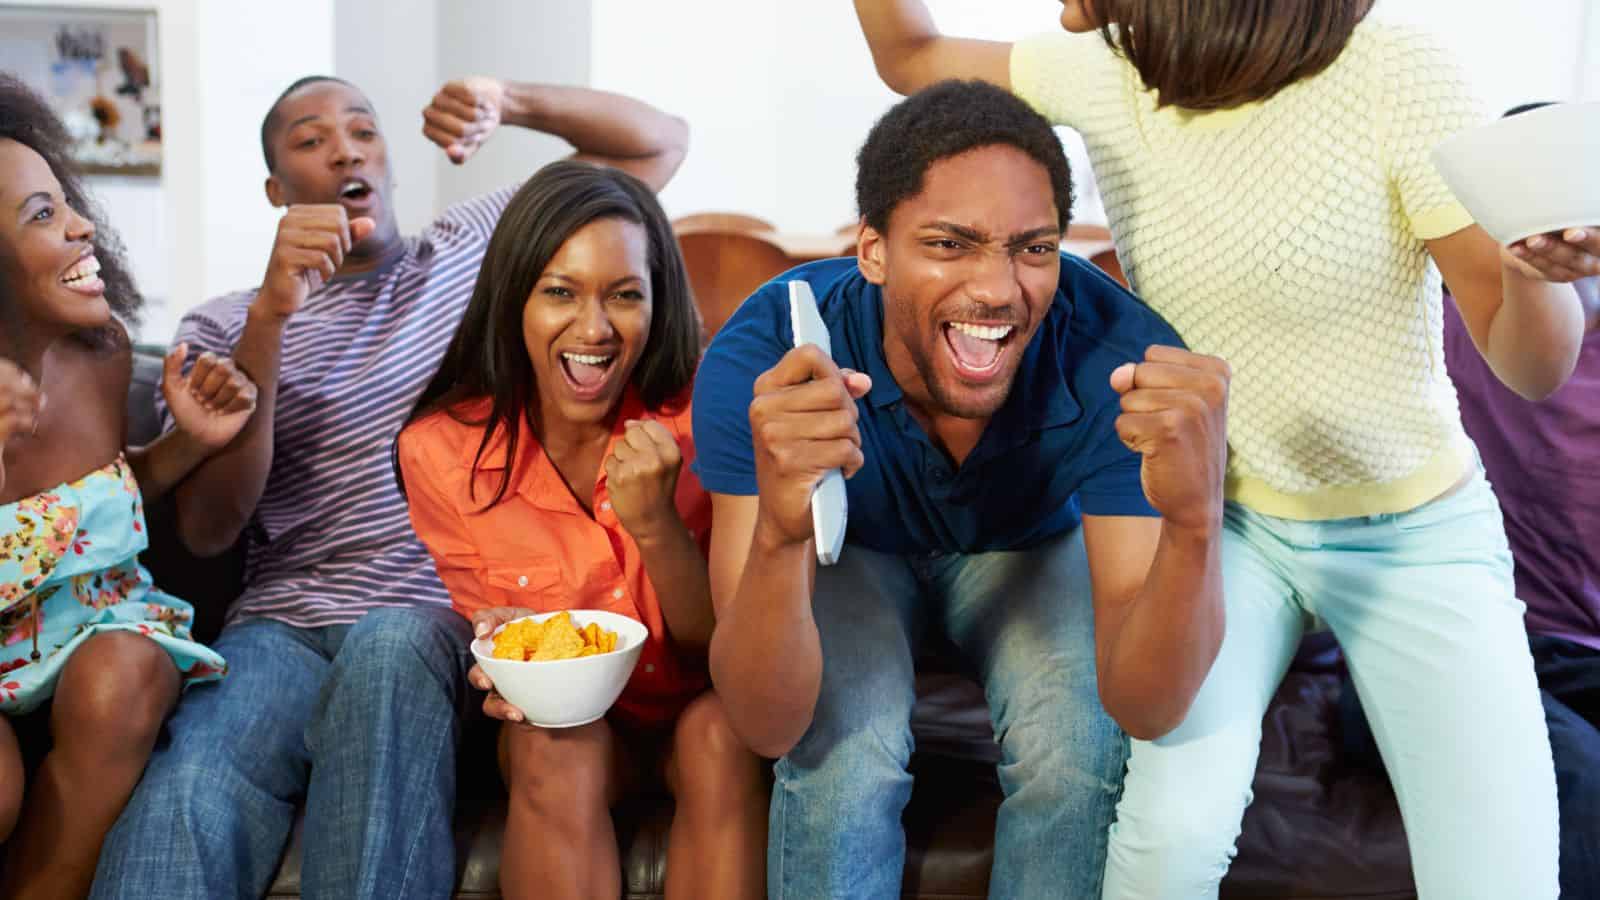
[748,345,872,548]
[603,419,684,541]
[255,205,377,320]
[422,77,507,165]
[162,343,258,452]
[1110,345,1231,534]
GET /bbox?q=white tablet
[788,280,848,566]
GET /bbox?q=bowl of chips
[470,609,648,728]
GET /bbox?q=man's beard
[902,328,1011,420]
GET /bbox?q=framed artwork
[0,4,161,176]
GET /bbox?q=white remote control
[787,281,848,566]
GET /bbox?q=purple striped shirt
[160,187,516,628]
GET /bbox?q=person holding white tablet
[692,81,1232,900]
[853,4,1593,897]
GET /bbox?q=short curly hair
[260,74,358,173]
[855,80,1074,236]
[0,73,141,348]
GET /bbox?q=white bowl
[470,610,647,729]
[1432,102,1600,244]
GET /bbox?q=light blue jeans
[89,606,476,900]
[770,527,1126,900]
[1102,471,1560,899]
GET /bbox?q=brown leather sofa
[128,350,1417,900]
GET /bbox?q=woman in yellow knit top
[855,2,1598,898]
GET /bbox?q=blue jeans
[1102,471,1559,899]
[90,606,476,900]
[770,527,1125,900]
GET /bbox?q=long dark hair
[396,160,700,509]
[1094,0,1376,110]
[0,73,141,354]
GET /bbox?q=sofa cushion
[127,347,164,446]
[1228,671,1414,899]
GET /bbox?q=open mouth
[59,253,105,297]
[337,177,374,203]
[941,321,1016,381]
[558,350,619,402]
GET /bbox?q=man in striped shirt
[92,75,687,900]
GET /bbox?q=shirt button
[600,500,612,512]
[644,663,656,673]
[612,587,624,600]
[517,575,528,587]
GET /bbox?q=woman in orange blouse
[396,161,766,900]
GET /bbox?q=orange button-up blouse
[397,387,710,729]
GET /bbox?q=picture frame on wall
[0,4,161,176]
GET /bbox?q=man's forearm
[1101,523,1225,741]
[709,518,824,758]
[173,307,284,556]
[498,82,687,190]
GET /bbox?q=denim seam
[377,625,463,900]
[387,736,452,900]
[772,761,789,900]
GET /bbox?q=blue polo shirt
[691,254,1183,555]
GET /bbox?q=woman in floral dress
[0,75,257,897]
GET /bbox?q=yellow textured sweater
[1013,22,1487,520]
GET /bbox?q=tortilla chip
[531,622,586,661]
[490,612,621,661]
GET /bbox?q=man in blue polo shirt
[693,80,1232,899]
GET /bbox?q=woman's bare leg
[663,692,768,900]
[499,718,625,900]
[0,714,25,842]
[0,632,179,899]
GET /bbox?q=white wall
[593,0,1590,232]
[335,0,439,237]
[435,0,592,210]
[595,0,784,225]
[6,0,335,343]
[90,174,168,304]
[337,1,600,232]
[1370,0,1589,115]
[590,0,1081,232]
[7,0,1589,339]
[182,0,334,339]
[11,0,584,341]
[1582,0,1600,102]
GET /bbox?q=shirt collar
[456,387,648,513]
[847,283,905,410]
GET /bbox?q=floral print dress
[0,454,226,714]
